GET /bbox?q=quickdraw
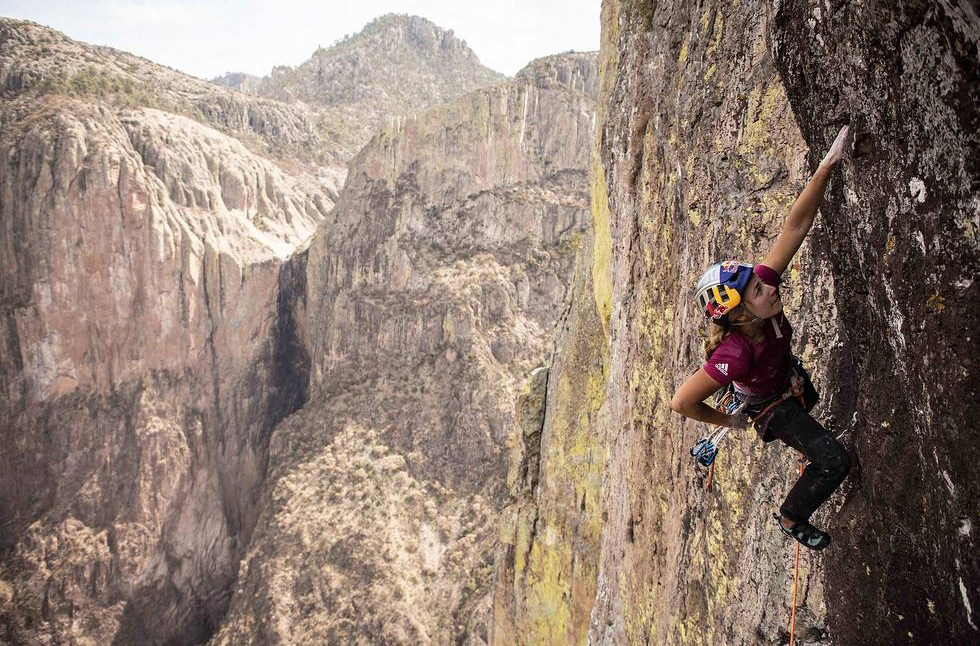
[689,400,746,468]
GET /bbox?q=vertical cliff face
[492,1,977,645]
[0,26,331,646]
[494,2,821,644]
[490,221,609,646]
[3,4,974,644]
[304,52,598,492]
[591,3,827,643]
[208,53,598,646]
[769,2,979,642]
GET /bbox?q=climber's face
[742,273,783,319]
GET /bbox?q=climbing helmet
[694,260,754,321]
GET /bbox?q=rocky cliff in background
[490,1,978,645]
[0,16,537,646]
[212,14,505,165]
[0,68,328,646]
[208,52,597,646]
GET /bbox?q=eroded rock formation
[209,52,598,646]
[212,14,505,165]
[0,78,333,646]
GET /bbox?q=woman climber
[670,125,853,551]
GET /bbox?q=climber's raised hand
[761,124,850,274]
[820,125,851,168]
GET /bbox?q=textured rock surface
[490,222,609,646]
[0,100,325,645]
[491,1,978,645]
[209,52,597,645]
[0,91,329,643]
[770,1,979,643]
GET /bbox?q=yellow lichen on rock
[705,13,725,58]
[592,157,614,334]
[678,33,691,65]
[739,83,785,156]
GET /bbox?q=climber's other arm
[670,368,750,430]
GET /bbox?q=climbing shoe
[773,513,831,550]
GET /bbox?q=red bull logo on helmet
[721,260,740,274]
[707,301,729,319]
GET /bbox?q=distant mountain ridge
[211,14,505,160]
[0,18,324,164]
[213,14,503,106]
[0,14,504,167]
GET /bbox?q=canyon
[1,3,977,646]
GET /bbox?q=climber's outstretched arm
[761,125,850,275]
[670,368,749,430]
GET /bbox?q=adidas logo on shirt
[716,363,729,376]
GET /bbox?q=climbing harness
[744,369,807,423]
[689,359,817,495]
[728,356,817,436]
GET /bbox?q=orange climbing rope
[789,456,804,646]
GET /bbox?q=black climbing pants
[766,399,851,524]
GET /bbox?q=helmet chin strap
[728,302,762,326]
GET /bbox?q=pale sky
[0,0,600,79]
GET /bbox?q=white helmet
[694,261,754,321]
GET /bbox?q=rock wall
[769,1,979,642]
[491,1,978,645]
[208,53,598,645]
